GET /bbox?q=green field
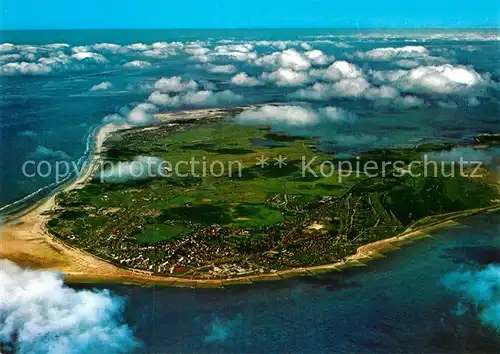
[47,118,499,277]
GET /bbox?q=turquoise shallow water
[74,210,500,353]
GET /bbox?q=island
[1,107,499,287]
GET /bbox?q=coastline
[1,120,499,288]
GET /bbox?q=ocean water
[0,28,499,213]
[74,210,500,353]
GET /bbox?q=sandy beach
[1,120,499,288]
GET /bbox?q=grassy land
[47,119,499,277]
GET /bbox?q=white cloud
[309,61,365,82]
[261,68,310,87]
[275,48,311,70]
[141,49,170,58]
[126,43,149,51]
[123,60,151,68]
[294,74,425,109]
[0,43,16,52]
[468,97,480,107]
[461,45,479,52]
[148,91,180,106]
[394,59,421,69]
[327,61,364,80]
[185,46,211,56]
[179,89,243,106]
[304,50,334,65]
[361,46,430,61]
[203,314,244,343]
[437,101,459,109]
[230,72,263,87]
[127,103,158,125]
[318,107,357,122]
[0,44,124,75]
[363,85,400,100]
[37,55,70,67]
[71,45,89,53]
[214,44,254,53]
[136,42,180,58]
[0,260,141,354]
[201,64,237,74]
[252,40,288,50]
[152,41,183,49]
[254,49,311,71]
[442,265,500,331]
[100,156,167,183]
[356,45,449,67]
[333,77,372,97]
[212,51,258,62]
[306,31,500,42]
[1,62,52,75]
[363,85,425,107]
[153,76,199,93]
[71,43,127,55]
[188,54,211,63]
[370,69,406,83]
[71,52,108,63]
[90,81,112,91]
[300,42,313,50]
[91,43,125,53]
[233,105,356,127]
[0,53,22,62]
[103,113,127,125]
[394,95,426,108]
[191,44,258,62]
[148,90,243,108]
[371,64,487,94]
[307,39,352,48]
[297,72,372,99]
[197,79,218,91]
[28,145,71,160]
[18,130,37,138]
[235,105,319,126]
